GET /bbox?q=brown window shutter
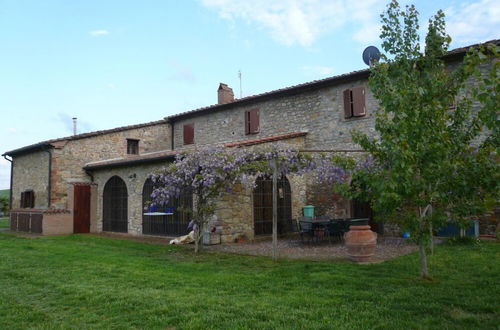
[352,86,366,117]
[183,123,194,145]
[245,110,250,134]
[20,192,25,208]
[250,109,259,133]
[343,89,352,118]
[30,192,35,208]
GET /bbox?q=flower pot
[344,225,377,262]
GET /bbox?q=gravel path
[206,237,419,262]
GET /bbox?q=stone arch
[102,175,128,233]
[142,178,193,236]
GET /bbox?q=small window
[343,86,366,119]
[183,123,194,145]
[245,108,260,135]
[20,190,35,208]
[127,139,139,155]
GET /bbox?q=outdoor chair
[327,221,345,242]
[298,220,314,243]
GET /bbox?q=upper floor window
[183,123,194,145]
[343,86,366,119]
[20,190,35,208]
[245,108,260,135]
[127,139,139,155]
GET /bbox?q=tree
[149,144,347,256]
[349,0,499,278]
[0,196,9,215]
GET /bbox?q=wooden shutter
[245,110,251,134]
[245,109,260,134]
[343,89,352,119]
[29,191,35,208]
[20,192,25,208]
[183,123,194,145]
[352,86,366,117]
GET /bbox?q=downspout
[42,147,52,208]
[2,155,13,210]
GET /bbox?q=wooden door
[352,199,382,234]
[74,185,91,233]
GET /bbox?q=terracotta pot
[344,225,377,262]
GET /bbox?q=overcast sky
[1,0,499,189]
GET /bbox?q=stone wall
[11,151,50,209]
[50,122,170,209]
[92,162,168,235]
[172,78,377,152]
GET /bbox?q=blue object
[149,205,157,212]
[437,220,479,237]
[303,205,314,218]
[402,232,410,238]
[165,206,174,213]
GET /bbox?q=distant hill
[0,189,9,199]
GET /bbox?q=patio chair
[327,221,345,242]
[298,220,314,243]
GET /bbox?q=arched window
[253,175,292,235]
[142,179,193,236]
[102,176,128,233]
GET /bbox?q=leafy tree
[349,0,499,278]
[0,195,8,215]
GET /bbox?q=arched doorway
[103,176,128,233]
[351,199,383,234]
[253,175,292,236]
[142,179,193,236]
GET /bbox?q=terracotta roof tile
[225,132,308,148]
[84,150,177,170]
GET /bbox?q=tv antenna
[238,70,242,98]
[362,46,381,66]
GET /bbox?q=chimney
[72,117,77,135]
[217,83,234,105]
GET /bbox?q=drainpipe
[42,147,52,208]
[2,155,13,210]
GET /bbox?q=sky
[0,0,498,189]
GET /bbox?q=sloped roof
[3,119,167,157]
[166,39,499,121]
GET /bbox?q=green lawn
[0,234,498,329]
[0,217,8,229]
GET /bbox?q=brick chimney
[217,83,234,105]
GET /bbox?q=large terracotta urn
[344,225,377,262]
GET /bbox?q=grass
[0,217,8,229]
[0,234,498,329]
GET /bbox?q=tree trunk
[419,242,429,279]
[272,158,278,262]
[428,205,434,255]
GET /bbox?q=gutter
[83,153,176,171]
[2,155,13,211]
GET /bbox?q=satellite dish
[362,46,381,66]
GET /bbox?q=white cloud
[89,29,110,36]
[301,65,334,76]
[445,0,500,45]
[201,0,384,47]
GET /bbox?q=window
[20,190,35,208]
[127,139,139,155]
[183,123,194,145]
[343,86,366,119]
[245,108,260,134]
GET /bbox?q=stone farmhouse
[3,40,498,242]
